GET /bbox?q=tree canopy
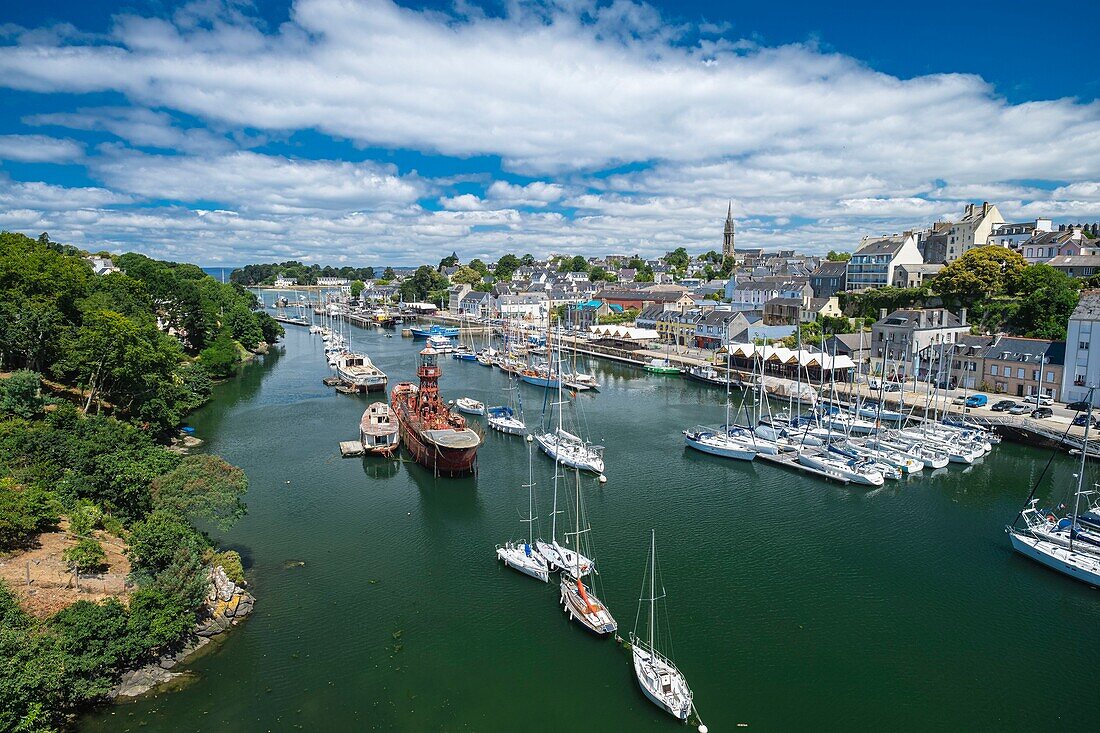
[932,246,1027,308]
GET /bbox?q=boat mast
[648,528,656,652]
[1071,392,1094,552]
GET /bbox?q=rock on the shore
[110,564,254,700]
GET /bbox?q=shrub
[198,333,240,378]
[0,481,59,550]
[63,538,107,573]
[0,370,44,418]
[212,550,245,585]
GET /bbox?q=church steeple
[723,201,736,260]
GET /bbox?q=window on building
[990,364,998,376]
[1032,370,1040,380]
[1081,341,1090,350]
[1046,371,1054,383]
[1017,368,1025,379]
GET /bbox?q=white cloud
[0,134,84,163]
[24,107,235,154]
[89,148,425,213]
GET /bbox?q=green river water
[80,324,1100,732]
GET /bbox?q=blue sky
[1,0,1098,266]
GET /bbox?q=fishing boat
[643,357,680,375]
[682,364,728,387]
[335,352,388,392]
[390,346,481,476]
[630,531,695,721]
[557,469,616,635]
[496,440,549,582]
[426,334,455,353]
[359,403,400,456]
[520,365,561,389]
[409,324,460,339]
[455,397,485,416]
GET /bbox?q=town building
[891,263,943,289]
[762,295,841,325]
[85,255,120,276]
[458,291,491,319]
[494,292,547,320]
[945,202,1004,262]
[988,218,1052,249]
[655,310,702,346]
[870,307,970,379]
[694,311,751,350]
[1046,255,1100,278]
[725,277,810,309]
[316,277,350,287]
[917,221,952,264]
[846,234,923,291]
[447,284,472,313]
[594,287,694,311]
[1062,290,1100,406]
[563,299,622,330]
[273,275,297,288]
[809,261,847,299]
[980,336,1064,400]
[1021,226,1088,263]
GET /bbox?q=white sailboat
[630,530,694,721]
[488,365,526,435]
[1008,392,1100,584]
[536,463,594,577]
[684,330,757,461]
[534,346,604,475]
[557,469,616,635]
[496,441,550,582]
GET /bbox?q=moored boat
[390,347,481,476]
[455,397,485,416]
[335,352,388,392]
[359,402,400,455]
[643,357,680,374]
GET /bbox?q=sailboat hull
[496,543,550,583]
[683,431,756,461]
[560,577,616,635]
[631,643,693,720]
[1008,529,1100,586]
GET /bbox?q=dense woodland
[0,231,271,731]
[230,260,376,286]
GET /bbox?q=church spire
[723,201,735,259]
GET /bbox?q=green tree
[150,454,248,530]
[494,254,521,281]
[932,246,1027,308]
[225,303,263,350]
[451,265,483,286]
[0,370,44,418]
[559,255,589,273]
[1009,264,1080,339]
[64,538,108,573]
[468,259,490,277]
[588,267,616,282]
[826,251,852,262]
[438,252,459,270]
[198,333,240,379]
[663,247,690,270]
[382,266,397,280]
[400,266,449,302]
[350,280,365,298]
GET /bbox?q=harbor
[78,321,1100,733]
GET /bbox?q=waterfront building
[458,291,491,319]
[870,307,970,379]
[1062,290,1100,406]
[846,234,922,290]
[448,284,472,313]
[594,287,694,311]
[726,277,810,309]
[980,336,1064,400]
[945,202,1004,262]
[317,277,350,287]
[273,275,297,288]
[695,311,751,350]
[655,310,702,346]
[809,261,847,299]
[763,295,841,325]
[564,299,622,330]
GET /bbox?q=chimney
[982,201,989,215]
[960,307,967,326]
[918,311,926,328]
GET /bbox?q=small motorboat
[455,397,486,416]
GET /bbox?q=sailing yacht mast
[648,528,656,652]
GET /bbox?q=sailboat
[496,440,550,582]
[557,469,616,635]
[536,463,595,577]
[684,326,757,461]
[630,530,694,721]
[534,345,604,475]
[488,363,527,435]
[1007,390,1100,584]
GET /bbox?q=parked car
[1007,403,1031,415]
[1072,414,1097,427]
[867,377,902,392]
[1066,400,1092,412]
[991,400,1016,412]
[1031,407,1053,419]
[965,394,988,408]
[1033,394,1054,406]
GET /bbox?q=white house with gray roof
[846,234,922,291]
[1062,290,1100,406]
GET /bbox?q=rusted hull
[397,420,478,476]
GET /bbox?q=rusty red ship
[390,346,481,476]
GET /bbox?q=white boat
[455,397,485,416]
[487,406,525,435]
[359,402,400,455]
[496,442,550,582]
[1007,530,1100,586]
[797,450,884,487]
[536,464,594,578]
[335,352,388,392]
[557,469,616,635]
[535,428,604,474]
[630,531,694,721]
[683,427,756,461]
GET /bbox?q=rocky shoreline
[110,565,255,700]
